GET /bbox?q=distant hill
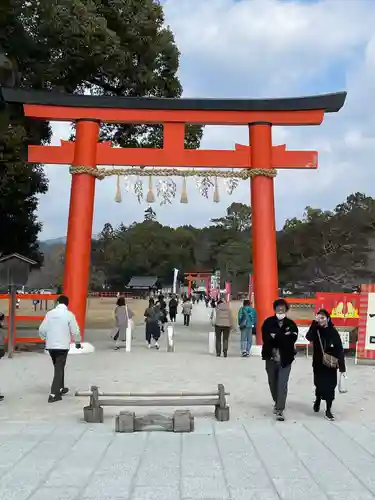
[41,237,67,246]
[40,234,99,249]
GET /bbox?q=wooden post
[215,383,230,422]
[7,285,16,358]
[83,385,103,423]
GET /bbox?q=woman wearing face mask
[261,299,298,421]
[306,309,346,421]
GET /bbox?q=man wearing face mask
[261,298,298,421]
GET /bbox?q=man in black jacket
[261,299,298,421]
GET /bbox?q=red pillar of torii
[0,88,346,342]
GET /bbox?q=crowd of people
[0,293,347,423]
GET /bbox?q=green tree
[144,207,157,222]
[0,0,202,262]
[211,202,251,232]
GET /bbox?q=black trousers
[215,326,230,355]
[183,314,190,326]
[146,322,160,343]
[169,309,177,322]
[49,349,68,396]
[265,360,291,412]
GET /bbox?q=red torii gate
[0,88,346,343]
[184,272,212,296]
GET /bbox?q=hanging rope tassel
[180,176,188,204]
[146,175,155,203]
[213,176,220,203]
[114,175,122,203]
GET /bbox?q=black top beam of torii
[0,87,347,113]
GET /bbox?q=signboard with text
[297,326,350,349]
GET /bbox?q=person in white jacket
[39,295,81,403]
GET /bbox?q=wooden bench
[75,384,230,424]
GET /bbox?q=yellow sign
[331,302,359,318]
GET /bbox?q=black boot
[325,401,334,421]
[313,398,321,413]
[48,394,62,403]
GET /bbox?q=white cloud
[37,0,375,238]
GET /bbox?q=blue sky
[39,0,375,239]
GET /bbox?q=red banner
[315,293,360,327]
[225,281,231,303]
[248,274,254,306]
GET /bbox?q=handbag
[338,372,348,393]
[317,332,339,369]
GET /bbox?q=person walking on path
[214,297,234,357]
[156,295,168,332]
[238,299,257,357]
[262,299,298,421]
[182,298,193,326]
[306,309,346,421]
[168,294,178,322]
[39,295,81,403]
[0,312,5,401]
[113,296,134,350]
[144,298,161,349]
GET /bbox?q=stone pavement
[2,419,375,500]
[2,302,375,499]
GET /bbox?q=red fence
[0,292,360,349]
[0,293,59,344]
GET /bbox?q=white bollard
[167,325,174,352]
[250,344,262,357]
[208,331,215,354]
[125,326,132,352]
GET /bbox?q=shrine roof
[0,88,346,113]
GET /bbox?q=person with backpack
[168,294,178,322]
[238,299,257,357]
[144,298,161,349]
[156,294,168,332]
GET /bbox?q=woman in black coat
[306,309,346,421]
[156,295,168,332]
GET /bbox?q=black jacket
[261,315,298,367]
[306,321,346,372]
[169,298,178,311]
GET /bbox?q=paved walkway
[2,419,375,500]
[1,303,375,499]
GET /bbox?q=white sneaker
[155,342,160,350]
[148,343,151,349]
